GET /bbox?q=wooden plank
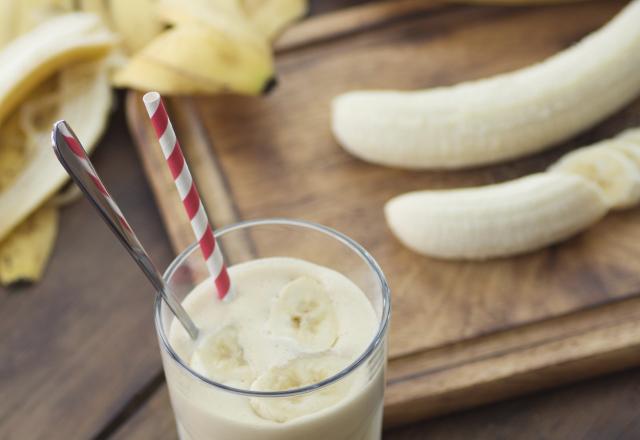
[0,111,171,439]
[189,0,639,357]
[126,0,640,428]
[275,0,445,52]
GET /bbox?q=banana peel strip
[0,204,58,285]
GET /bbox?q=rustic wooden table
[2,1,640,439]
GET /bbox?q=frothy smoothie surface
[167,257,379,428]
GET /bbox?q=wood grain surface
[127,0,640,426]
[3,1,640,439]
[0,110,173,439]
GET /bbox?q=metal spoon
[51,120,199,340]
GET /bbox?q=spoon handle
[51,120,199,340]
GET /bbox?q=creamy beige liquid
[163,257,384,440]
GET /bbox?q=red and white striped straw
[143,92,233,301]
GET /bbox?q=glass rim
[154,218,391,398]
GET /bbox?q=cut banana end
[268,276,338,352]
[190,326,255,387]
[549,146,640,210]
[618,127,640,145]
[250,354,352,423]
[385,173,608,260]
[0,12,115,125]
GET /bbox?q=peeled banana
[268,276,339,352]
[385,173,607,260]
[332,0,640,169]
[250,354,352,422]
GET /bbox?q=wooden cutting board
[126,0,640,427]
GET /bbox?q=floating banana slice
[269,276,338,351]
[549,146,640,209]
[385,173,608,260]
[190,326,255,386]
[332,1,640,169]
[250,354,352,423]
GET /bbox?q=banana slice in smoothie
[190,326,255,387]
[250,354,352,423]
[268,276,338,351]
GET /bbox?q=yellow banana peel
[0,13,115,126]
[0,204,58,285]
[0,57,113,243]
[242,0,308,41]
[113,23,275,95]
[109,0,163,53]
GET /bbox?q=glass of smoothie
[155,218,390,440]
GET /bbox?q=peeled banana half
[386,129,640,260]
[332,0,640,169]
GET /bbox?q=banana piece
[0,58,113,241]
[549,146,640,209]
[332,0,640,169]
[0,13,114,125]
[268,276,339,351]
[190,326,255,386]
[250,354,352,422]
[385,173,608,260]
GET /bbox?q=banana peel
[241,0,308,41]
[0,204,58,285]
[0,57,113,243]
[113,23,275,95]
[0,13,115,126]
[109,0,163,53]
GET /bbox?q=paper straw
[143,92,233,301]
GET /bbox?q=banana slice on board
[549,146,640,209]
[190,326,255,387]
[250,354,352,423]
[385,173,608,260]
[268,276,338,352]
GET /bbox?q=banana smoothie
[163,257,385,440]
